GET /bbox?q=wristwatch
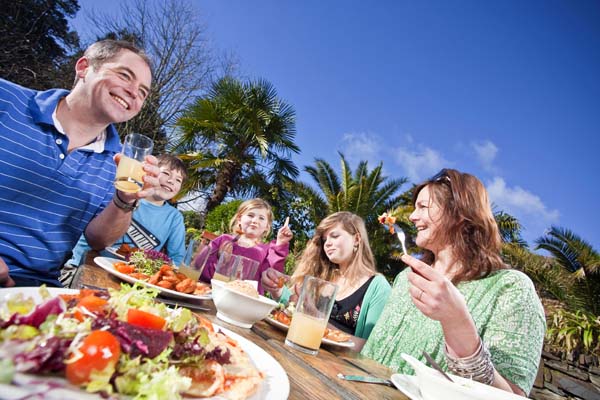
[112,191,139,212]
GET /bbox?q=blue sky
[72,1,600,248]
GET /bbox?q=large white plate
[264,313,355,348]
[0,287,289,400]
[94,256,212,301]
[391,374,422,400]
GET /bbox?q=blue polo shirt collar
[30,88,122,153]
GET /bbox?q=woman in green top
[262,212,390,345]
[361,169,545,396]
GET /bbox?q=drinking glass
[285,276,338,355]
[114,133,154,193]
[213,253,259,283]
[178,239,210,281]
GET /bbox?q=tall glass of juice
[285,276,338,355]
[114,133,153,193]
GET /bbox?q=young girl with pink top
[197,198,293,294]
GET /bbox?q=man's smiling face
[77,49,152,124]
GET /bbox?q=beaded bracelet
[444,339,495,385]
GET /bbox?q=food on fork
[377,212,397,234]
[226,280,259,298]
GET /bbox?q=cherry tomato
[65,330,121,385]
[127,309,167,330]
[74,295,108,321]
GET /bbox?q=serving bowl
[400,353,525,400]
[211,279,279,328]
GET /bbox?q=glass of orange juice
[114,133,154,193]
[178,239,210,281]
[285,276,338,355]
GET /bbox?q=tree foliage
[174,76,300,215]
[1,0,81,90]
[81,0,227,151]
[535,226,600,315]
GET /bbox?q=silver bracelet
[444,339,495,385]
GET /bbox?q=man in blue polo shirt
[0,39,161,287]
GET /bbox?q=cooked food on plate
[268,308,351,342]
[111,249,211,296]
[0,284,263,399]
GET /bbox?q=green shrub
[545,307,600,357]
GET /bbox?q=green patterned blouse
[361,268,545,394]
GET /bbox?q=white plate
[264,314,355,348]
[391,374,422,400]
[0,287,289,400]
[103,246,126,260]
[94,256,212,301]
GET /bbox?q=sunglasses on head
[429,168,451,184]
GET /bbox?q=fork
[384,223,408,254]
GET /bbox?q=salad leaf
[0,297,65,329]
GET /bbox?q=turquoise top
[280,274,390,339]
[361,268,545,394]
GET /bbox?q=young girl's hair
[291,211,377,287]
[228,198,274,238]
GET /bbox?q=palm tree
[494,210,528,248]
[535,226,600,315]
[173,77,300,214]
[296,153,409,277]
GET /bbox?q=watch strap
[113,191,139,212]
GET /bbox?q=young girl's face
[322,223,357,267]
[238,207,270,239]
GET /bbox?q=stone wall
[530,350,600,400]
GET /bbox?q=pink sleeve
[198,234,231,283]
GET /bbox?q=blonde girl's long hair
[290,211,377,287]
[228,198,274,239]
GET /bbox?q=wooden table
[71,252,406,400]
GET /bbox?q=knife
[337,373,394,387]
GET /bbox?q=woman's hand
[276,217,293,246]
[401,254,479,356]
[261,268,289,300]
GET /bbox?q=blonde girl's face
[238,207,270,239]
[323,223,357,267]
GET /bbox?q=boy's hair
[73,39,152,87]
[228,198,274,237]
[157,154,187,182]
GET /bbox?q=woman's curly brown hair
[413,168,507,283]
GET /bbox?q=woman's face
[238,207,270,239]
[323,223,357,267]
[409,185,444,251]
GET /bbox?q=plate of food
[0,286,289,400]
[265,308,355,348]
[94,256,212,301]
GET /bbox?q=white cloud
[394,146,450,183]
[339,132,383,168]
[471,140,498,173]
[486,177,560,223]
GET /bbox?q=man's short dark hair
[73,39,152,86]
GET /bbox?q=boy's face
[154,165,184,201]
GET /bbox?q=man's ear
[74,57,90,81]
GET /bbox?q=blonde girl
[262,211,390,341]
[198,198,292,294]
